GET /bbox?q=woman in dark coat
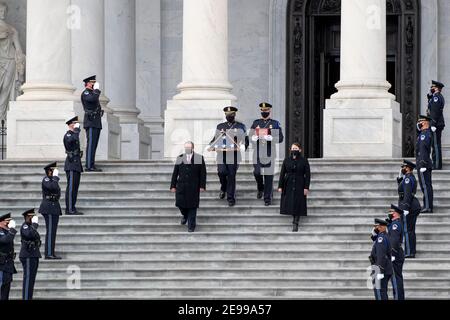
[278,143,311,232]
[170,142,207,233]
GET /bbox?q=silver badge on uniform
[378,237,383,243]
[393,224,398,230]
[434,97,439,102]
[405,178,410,184]
[421,135,425,140]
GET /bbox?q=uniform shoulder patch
[44,178,50,182]
[421,135,425,141]
[405,178,410,184]
[66,133,72,137]
[434,97,439,102]
[378,237,383,243]
[0,232,4,236]
[84,90,90,95]
[23,225,28,229]
[392,224,398,230]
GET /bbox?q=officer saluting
[209,107,249,207]
[386,205,405,300]
[427,80,445,170]
[0,213,17,300]
[416,115,434,213]
[19,209,41,300]
[64,117,84,216]
[250,103,284,206]
[81,75,103,172]
[397,160,422,258]
[39,162,63,259]
[369,218,393,300]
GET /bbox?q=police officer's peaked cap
[402,160,416,169]
[0,213,12,222]
[44,161,57,171]
[390,204,403,215]
[259,102,273,110]
[66,116,79,125]
[374,218,388,226]
[22,209,36,217]
[432,80,445,89]
[83,75,97,83]
[418,115,432,122]
[223,106,238,114]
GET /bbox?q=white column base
[119,121,152,160]
[164,99,234,159]
[142,116,164,159]
[323,98,402,158]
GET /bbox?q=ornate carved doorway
[286,0,420,158]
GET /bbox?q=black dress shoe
[257,191,263,199]
[181,217,187,225]
[219,191,226,200]
[405,254,416,259]
[45,255,62,260]
[265,201,271,206]
[421,208,433,214]
[188,229,195,233]
[292,224,299,232]
[228,201,235,207]
[67,211,84,216]
[92,167,103,172]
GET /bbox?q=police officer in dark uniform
[386,205,405,300]
[81,75,103,172]
[39,162,63,259]
[416,115,434,213]
[19,209,41,300]
[64,117,84,216]
[209,107,249,206]
[250,102,284,206]
[397,160,422,258]
[369,218,393,300]
[0,213,17,300]
[427,80,445,170]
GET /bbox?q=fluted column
[174,0,236,101]
[18,0,75,101]
[332,0,394,100]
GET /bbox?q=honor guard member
[0,213,17,300]
[427,80,445,170]
[250,102,284,206]
[39,162,63,259]
[81,75,103,172]
[20,209,41,300]
[209,107,249,206]
[369,218,393,301]
[386,205,405,300]
[416,115,434,213]
[397,160,422,258]
[64,117,84,216]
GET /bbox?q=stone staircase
[1,159,450,300]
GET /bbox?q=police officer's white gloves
[431,126,437,132]
[264,135,273,142]
[371,229,378,237]
[53,168,59,177]
[420,168,427,173]
[7,220,16,229]
[31,216,39,224]
[376,274,384,281]
[93,82,100,90]
[391,256,396,262]
[403,210,409,216]
[251,135,259,142]
[74,123,81,129]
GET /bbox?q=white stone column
[7,0,78,159]
[71,0,121,160]
[105,0,151,160]
[165,0,236,158]
[323,0,402,158]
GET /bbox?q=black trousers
[218,164,239,202]
[253,164,274,202]
[85,127,101,169]
[432,128,443,170]
[373,273,392,300]
[404,211,420,256]
[418,169,433,210]
[0,271,12,301]
[66,170,81,213]
[179,208,197,231]
[391,257,405,300]
[20,258,39,300]
[43,214,59,257]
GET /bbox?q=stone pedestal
[323,0,402,157]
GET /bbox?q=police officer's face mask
[401,168,407,175]
[388,213,394,220]
[261,112,270,119]
[417,122,423,131]
[226,115,235,123]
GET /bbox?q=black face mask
[388,213,394,221]
[430,88,436,94]
[261,112,270,119]
[291,150,301,157]
[417,123,423,131]
[401,168,407,175]
[226,115,235,123]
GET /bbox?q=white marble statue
[0,2,25,121]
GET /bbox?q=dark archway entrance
[286,0,420,158]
